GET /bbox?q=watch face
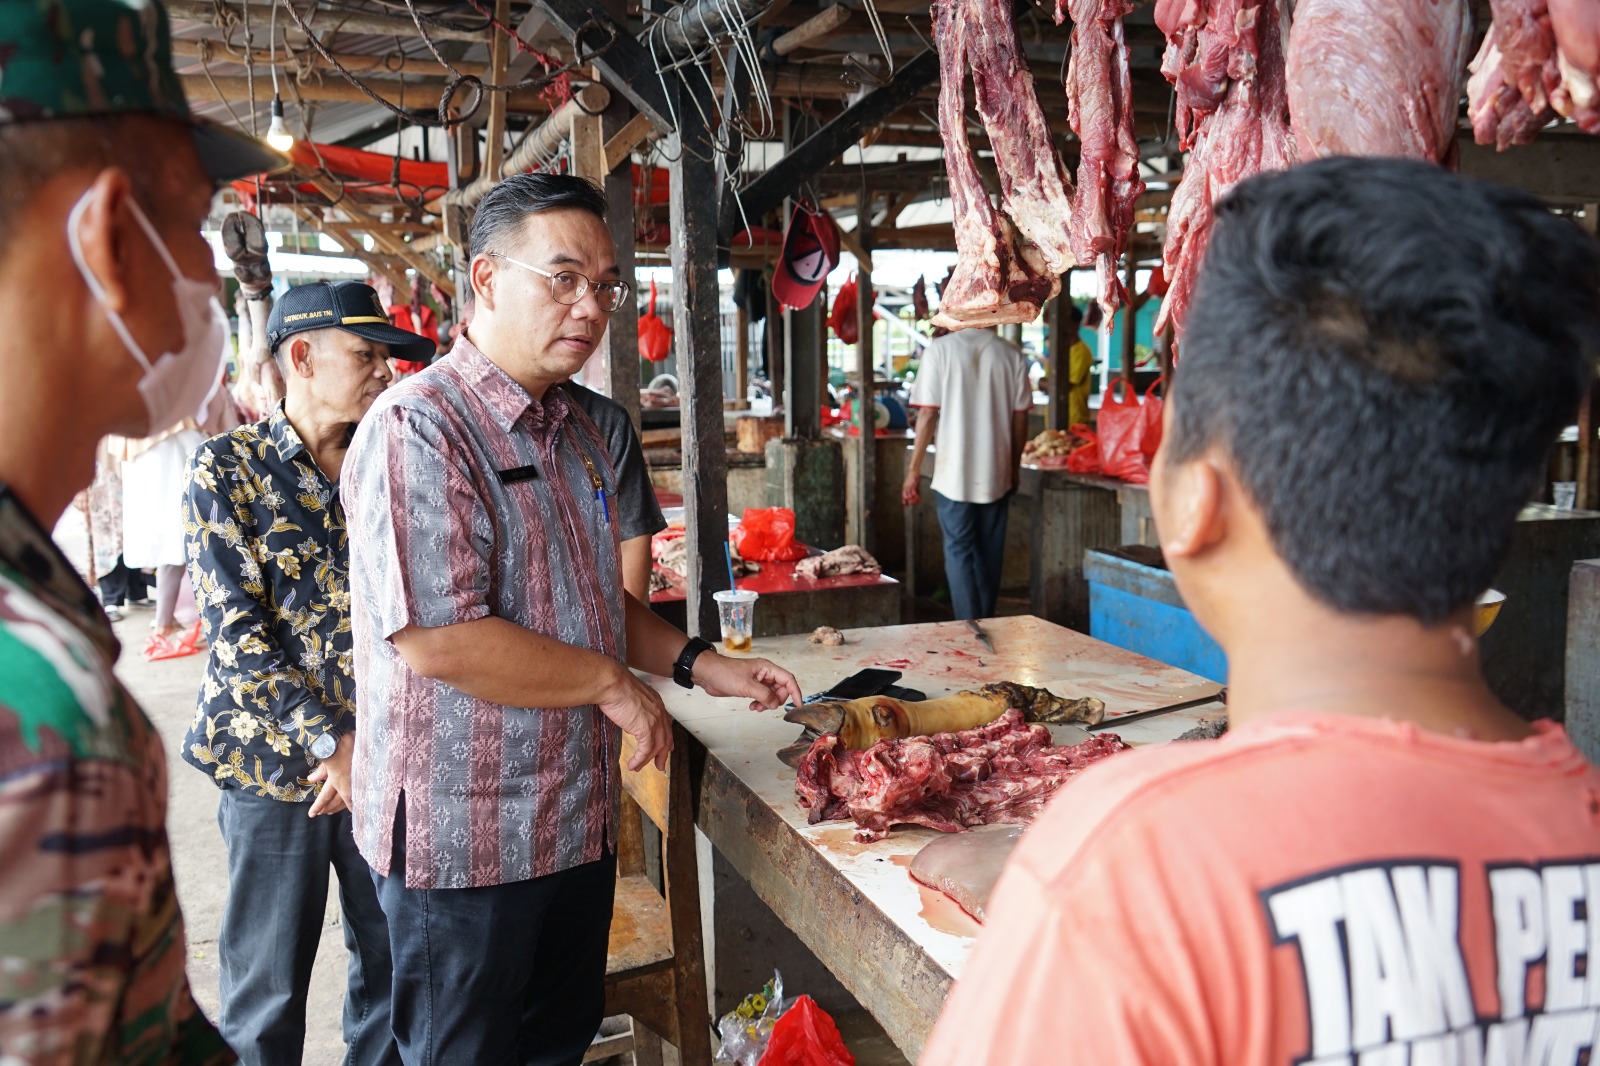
[312,734,335,759]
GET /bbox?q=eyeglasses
[488,253,632,313]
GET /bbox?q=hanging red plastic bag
[1097,379,1151,483]
[732,508,808,562]
[758,996,855,1066]
[1063,424,1102,475]
[828,275,859,345]
[639,279,673,363]
[1141,377,1166,461]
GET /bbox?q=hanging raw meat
[1468,0,1600,146]
[1550,0,1600,131]
[1155,0,1269,149]
[932,0,1061,329]
[1063,0,1147,314]
[1155,0,1296,340]
[1468,21,1556,149]
[965,0,1083,274]
[1286,0,1471,164]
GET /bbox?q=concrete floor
[54,512,354,1064]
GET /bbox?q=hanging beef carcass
[1286,0,1471,164]
[1154,0,1296,340]
[1550,0,1600,131]
[1063,0,1147,315]
[932,0,1062,328]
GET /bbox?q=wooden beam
[717,47,940,242]
[170,39,496,81]
[670,81,734,638]
[531,0,674,132]
[181,73,547,111]
[604,113,655,172]
[835,224,873,273]
[773,4,852,55]
[166,0,485,41]
[852,192,876,554]
[484,0,513,179]
[289,207,410,291]
[307,175,456,298]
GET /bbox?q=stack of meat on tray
[935,0,1600,343]
[795,709,1128,843]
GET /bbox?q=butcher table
[648,615,1226,1061]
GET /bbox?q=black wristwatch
[673,637,715,689]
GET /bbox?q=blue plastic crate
[1085,548,1227,684]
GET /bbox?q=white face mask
[67,190,228,435]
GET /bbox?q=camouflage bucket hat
[0,0,287,180]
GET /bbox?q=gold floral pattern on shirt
[181,406,354,802]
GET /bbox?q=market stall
[648,615,1225,1060]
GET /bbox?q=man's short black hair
[467,172,608,263]
[1168,156,1600,624]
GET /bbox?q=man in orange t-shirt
[922,157,1600,1066]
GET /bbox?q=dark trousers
[96,555,148,606]
[372,807,617,1066]
[216,789,400,1066]
[934,491,1011,620]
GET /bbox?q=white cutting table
[649,615,1225,1061]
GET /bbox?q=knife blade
[1086,688,1228,732]
[964,619,995,654]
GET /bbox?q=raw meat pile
[931,0,1143,326]
[1287,0,1472,164]
[794,710,1129,843]
[1154,0,1298,340]
[1468,0,1600,146]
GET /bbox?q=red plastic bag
[732,508,808,562]
[828,275,859,345]
[758,996,855,1066]
[639,279,673,363]
[1063,424,1101,474]
[1097,379,1151,483]
[1141,377,1166,461]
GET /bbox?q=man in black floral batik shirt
[182,281,433,1066]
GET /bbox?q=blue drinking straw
[724,540,739,591]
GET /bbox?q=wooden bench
[599,722,713,1065]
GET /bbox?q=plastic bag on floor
[759,996,855,1066]
[717,973,785,1066]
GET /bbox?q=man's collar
[0,484,119,663]
[268,402,310,463]
[451,335,569,435]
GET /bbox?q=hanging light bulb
[265,94,294,152]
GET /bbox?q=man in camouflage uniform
[0,0,283,1060]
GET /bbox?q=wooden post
[734,305,750,409]
[1121,254,1137,385]
[1580,204,1600,511]
[766,260,785,412]
[781,108,820,440]
[484,0,512,179]
[1045,281,1068,431]
[853,194,876,554]
[670,84,733,639]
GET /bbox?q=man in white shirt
[902,327,1032,619]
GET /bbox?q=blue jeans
[216,790,400,1066]
[934,491,1011,620]
[371,805,617,1066]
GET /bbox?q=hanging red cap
[772,202,840,311]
